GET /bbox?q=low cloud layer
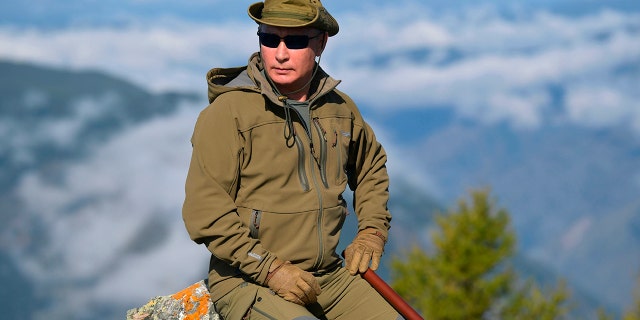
[13,103,207,317]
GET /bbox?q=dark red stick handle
[362,268,424,320]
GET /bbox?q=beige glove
[265,259,322,305]
[344,228,386,275]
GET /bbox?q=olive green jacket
[182,53,391,301]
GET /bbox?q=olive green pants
[214,267,402,320]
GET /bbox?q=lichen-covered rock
[126,280,220,320]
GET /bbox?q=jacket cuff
[255,255,278,285]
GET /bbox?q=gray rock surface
[126,280,221,320]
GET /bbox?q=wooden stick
[361,268,424,320]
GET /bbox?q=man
[182,0,400,319]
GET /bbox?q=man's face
[259,25,326,95]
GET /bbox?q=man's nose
[275,40,289,61]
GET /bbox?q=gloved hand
[344,228,386,275]
[265,259,322,305]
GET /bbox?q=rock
[126,280,221,320]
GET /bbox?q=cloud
[0,4,638,129]
[14,102,207,318]
[1,5,638,203]
[561,216,592,252]
[332,7,640,130]
[0,91,124,169]
[0,21,258,93]
[565,84,640,129]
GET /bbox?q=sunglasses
[257,32,323,49]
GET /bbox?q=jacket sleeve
[347,104,392,240]
[182,101,275,285]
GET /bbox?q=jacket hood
[206,52,340,106]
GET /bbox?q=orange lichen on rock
[171,281,212,320]
[126,280,218,320]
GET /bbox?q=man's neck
[274,81,311,101]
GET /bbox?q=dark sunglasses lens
[283,35,308,49]
[259,33,310,49]
[259,33,281,48]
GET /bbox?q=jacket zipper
[308,151,325,270]
[289,95,335,269]
[306,113,327,269]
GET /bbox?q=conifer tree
[391,189,515,319]
[500,280,569,320]
[624,273,640,320]
[391,189,571,319]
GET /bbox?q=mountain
[1,60,636,319]
[0,60,202,319]
[370,108,640,312]
[0,60,197,191]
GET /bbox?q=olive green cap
[248,0,339,37]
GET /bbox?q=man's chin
[269,74,294,84]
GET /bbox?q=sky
[2,0,640,317]
[1,0,639,132]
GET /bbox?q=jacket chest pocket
[329,122,350,185]
[249,209,262,239]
